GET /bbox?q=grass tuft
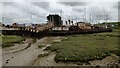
[45,32,119,63]
[1,35,24,48]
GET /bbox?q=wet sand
[2,36,72,66]
[89,54,119,66]
[33,52,78,66]
[2,37,47,66]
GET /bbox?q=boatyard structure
[1,14,112,37]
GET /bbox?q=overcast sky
[0,0,119,24]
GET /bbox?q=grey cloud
[2,2,48,17]
[2,2,48,24]
[32,2,50,9]
[72,7,84,12]
[58,2,87,7]
[2,2,15,6]
[2,1,118,24]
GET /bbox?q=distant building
[36,22,54,32]
[65,20,74,26]
[12,23,25,27]
[18,24,25,27]
[0,22,2,27]
[52,26,69,31]
[76,22,92,29]
[47,14,63,27]
[12,23,18,28]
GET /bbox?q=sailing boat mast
[103,6,106,22]
[84,8,86,23]
[2,17,4,24]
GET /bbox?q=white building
[52,27,69,31]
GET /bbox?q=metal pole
[2,17,4,24]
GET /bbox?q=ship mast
[89,13,93,24]
[84,8,86,23]
[2,17,4,24]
